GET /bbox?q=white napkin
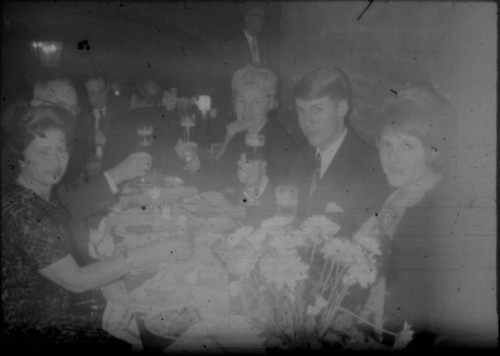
[101,282,143,349]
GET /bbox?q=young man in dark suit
[290,67,391,237]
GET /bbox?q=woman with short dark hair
[1,106,193,350]
[361,83,457,348]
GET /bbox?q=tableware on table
[144,307,202,340]
[166,315,265,352]
[275,185,299,218]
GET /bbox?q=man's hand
[106,152,152,186]
[175,140,201,174]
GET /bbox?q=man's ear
[336,100,348,119]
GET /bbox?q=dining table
[88,175,267,353]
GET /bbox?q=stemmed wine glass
[136,125,153,186]
[180,114,195,142]
[178,114,198,168]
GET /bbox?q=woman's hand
[237,153,267,187]
[226,120,247,137]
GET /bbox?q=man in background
[84,74,128,172]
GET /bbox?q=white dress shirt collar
[315,128,348,179]
[243,30,260,63]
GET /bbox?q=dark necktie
[309,152,321,197]
[94,109,104,132]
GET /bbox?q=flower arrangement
[219,215,414,351]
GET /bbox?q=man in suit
[84,74,128,169]
[218,6,270,121]
[290,67,391,237]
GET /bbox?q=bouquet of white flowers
[217,215,414,351]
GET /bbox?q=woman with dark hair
[1,106,193,350]
[360,83,458,348]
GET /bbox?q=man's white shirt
[315,128,348,179]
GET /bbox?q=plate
[166,315,265,352]
[144,307,202,339]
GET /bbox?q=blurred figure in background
[83,73,128,170]
[103,79,193,184]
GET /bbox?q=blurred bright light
[31,41,63,67]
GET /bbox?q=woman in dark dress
[210,65,296,224]
[1,106,193,350]
[359,83,457,348]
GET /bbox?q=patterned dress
[1,183,107,348]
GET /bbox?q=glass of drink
[275,185,299,218]
[136,126,154,187]
[245,133,265,160]
[180,114,196,142]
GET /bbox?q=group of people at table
[1,63,457,351]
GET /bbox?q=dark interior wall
[278,2,497,347]
[278,2,471,142]
[1,1,281,104]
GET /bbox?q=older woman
[209,65,296,223]
[214,65,296,181]
[1,106,192,349]
[360,83,457,348]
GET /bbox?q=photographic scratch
[357,0,375,21]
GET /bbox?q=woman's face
[20,128,69,188]
[233,86,274,131]
[379,128,433,188]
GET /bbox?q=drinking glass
[180,114,196,142]
[136,126,153,187]
[245,133,265,160]
[275,185,299,218]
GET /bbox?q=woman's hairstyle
[231,65,278,100]
[379,82,457,168]
[293,67,353,121]
[4,105,73,180]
